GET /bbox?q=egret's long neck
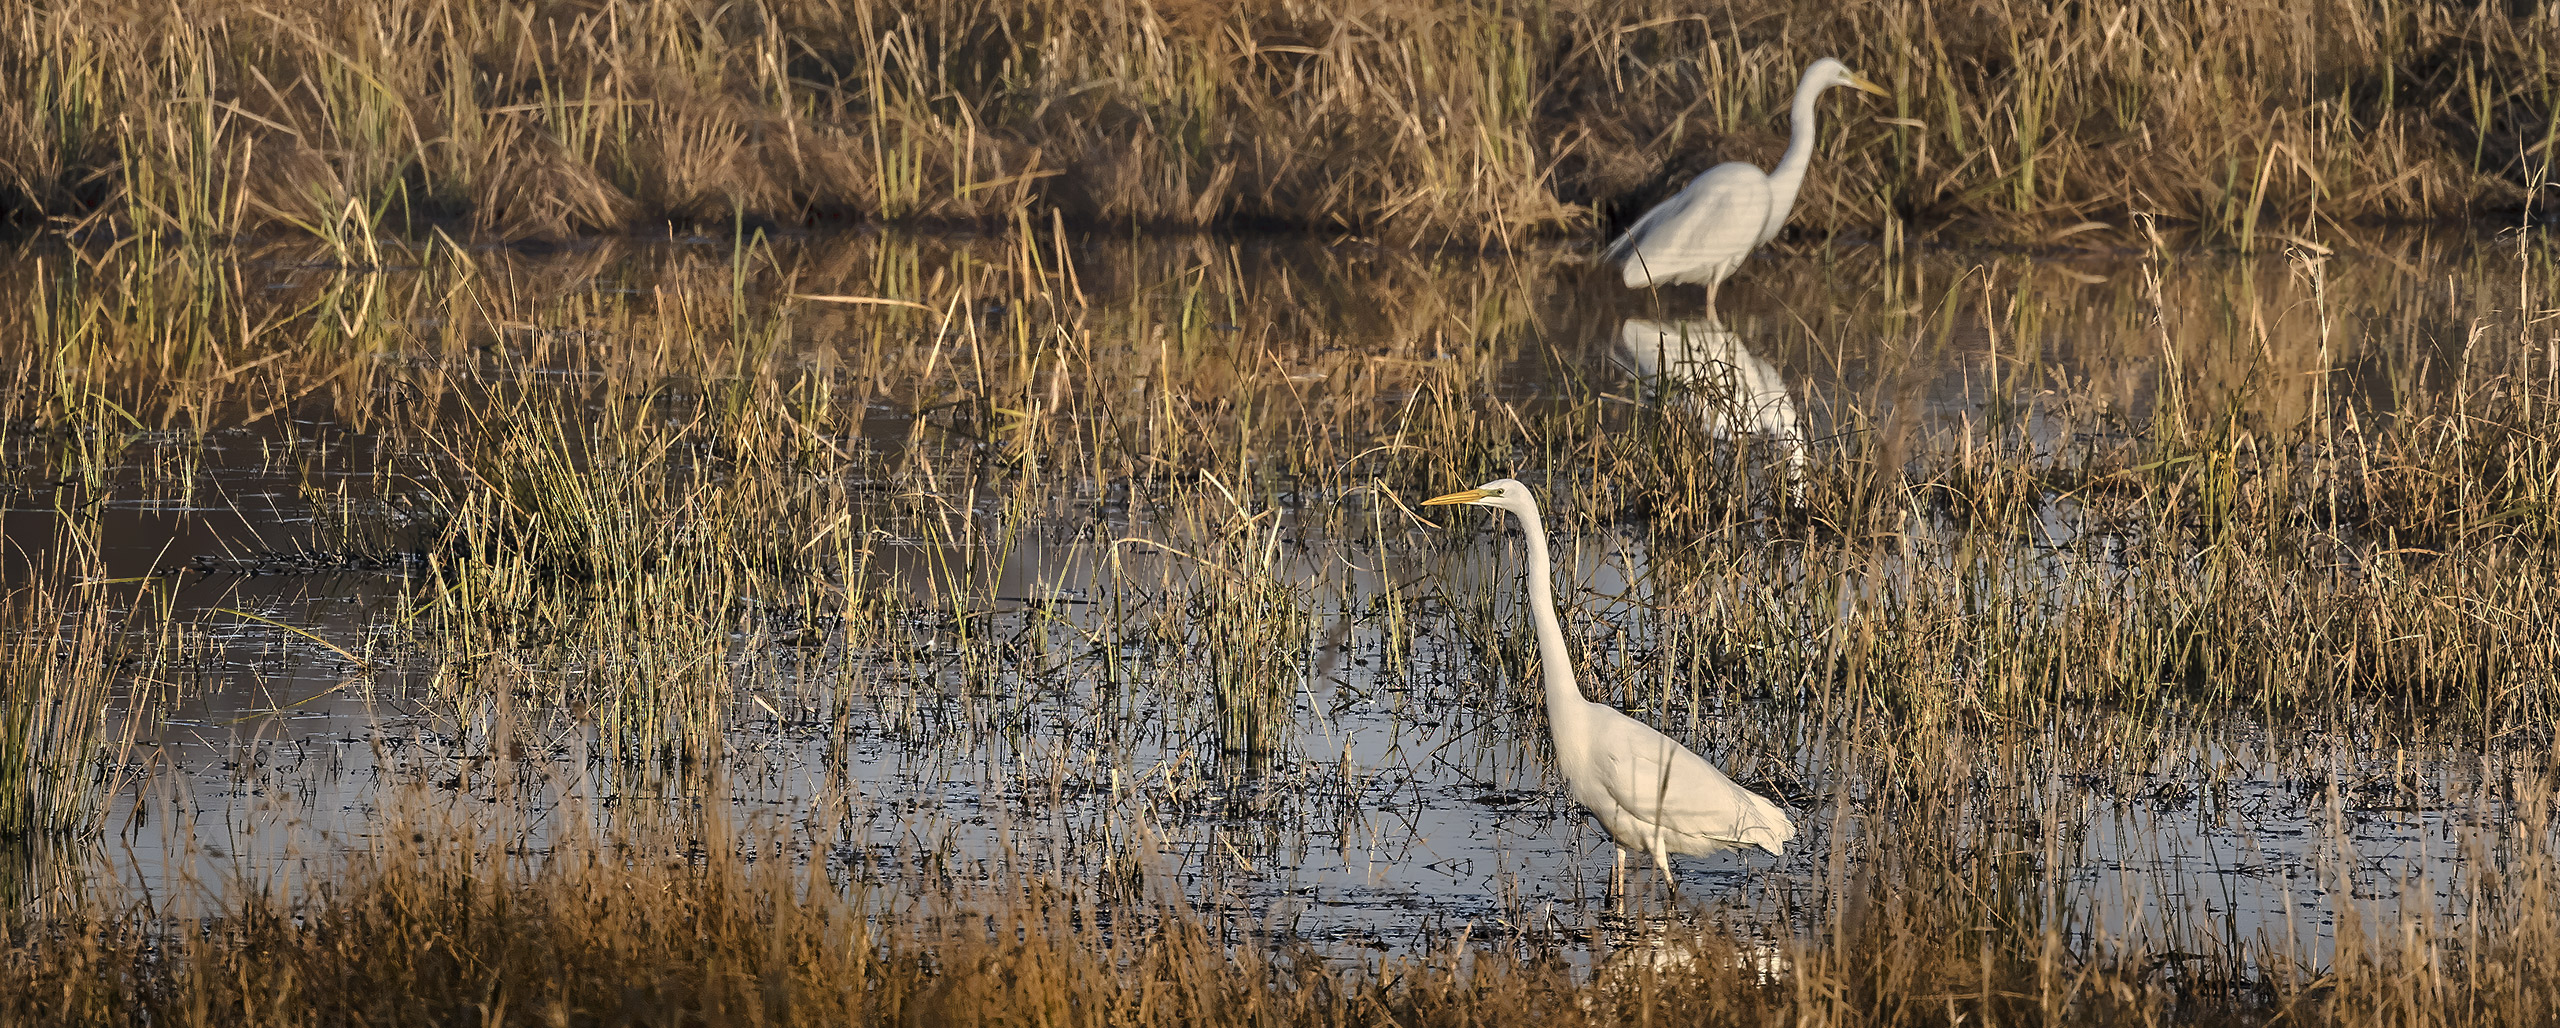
[1510,501,1589,734]
[1761,73,1827,240]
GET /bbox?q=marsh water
[5,227,2556,977]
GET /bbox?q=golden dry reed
[0,0,2553,244]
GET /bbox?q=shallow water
[5,226,2555,975]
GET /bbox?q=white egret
[1423,479,1794,902]
[1607,58,1889,302]
[1613,316,1809,496]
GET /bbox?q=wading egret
[1613,316,1808,498]
[1423,479,1794,903]
[1607,58,1889,303]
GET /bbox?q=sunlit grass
[1,1,2552,244]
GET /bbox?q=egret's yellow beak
[1421,488,1491,506]
[1846,73,1890,98]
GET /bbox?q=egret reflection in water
[1612,316,1809,496]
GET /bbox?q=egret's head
[1805,57,1890,98]
[1421,478,1537,517]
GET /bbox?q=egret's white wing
[1607,163,1774,288]
[1584,705,1796,855]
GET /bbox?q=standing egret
[1607,58,1889,303]
[1423,479,1794,903]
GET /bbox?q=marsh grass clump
[0,518,164,855]
[416,385,847,760]
[0,589,118,842]
[1184,480,1312,761]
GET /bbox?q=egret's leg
[1612,847,1628,914]
[1652,843,1679,900]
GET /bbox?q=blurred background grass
[1,0,2551,246]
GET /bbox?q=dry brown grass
[0,0,2551,245]
[2,769,2556,1028]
